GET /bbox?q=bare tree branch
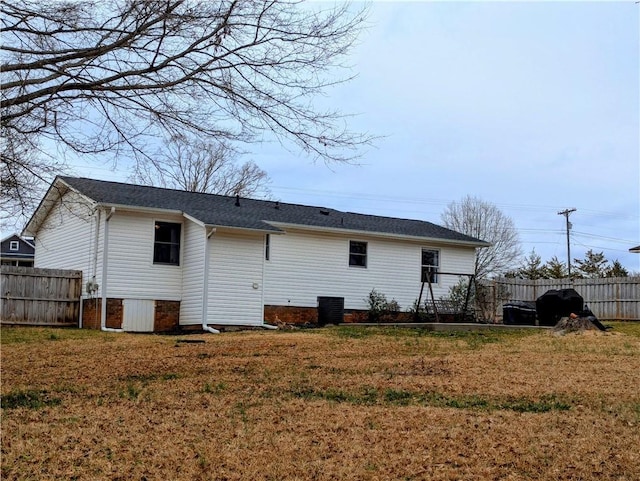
[1,0,371,226]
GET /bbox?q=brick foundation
[82,298,101,329]
[155,300,180,332]
[106,299,123,329]
[264,305,382,325]
[264,305,318,325]
[344,310,369,323]
[81,298,123,329]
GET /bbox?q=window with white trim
[349,241,367,268]
[9,241,19,251]
[153,222,181,265]
[421,248,439,283]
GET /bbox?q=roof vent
[320,209,330,216]
[275,201,280,210]
[235,194,240,207]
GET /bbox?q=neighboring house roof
[630,245,640,253]
[1,233,35,259]
[26,176,490,247]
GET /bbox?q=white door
[122,299,155,332]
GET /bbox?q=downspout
[261,237,278,330]
[100,207,123,332]
[81,206,101,329]
[201,226,220,334]
[261,234,278,330]
[92,207,101,286]
[78,293,84,329]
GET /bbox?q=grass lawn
[2,323,639,480]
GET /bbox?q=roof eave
[265,221,490,247]
[23,177,98,236]
[182,211,283,234]
[211,225,284,235]
[96,203,183,217]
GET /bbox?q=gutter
[100,207,123,333]
[265,221,491,248]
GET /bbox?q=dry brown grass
[2,324,639,480]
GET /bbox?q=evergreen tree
[605,260,629,278]
[574,250,608,278]
[514,249,546,279]
[542,256,568,279]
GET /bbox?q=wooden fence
[1,266,82,326]
[480,277,640,321]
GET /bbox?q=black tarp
[535,288,584,326]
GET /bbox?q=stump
[553,315,599,335]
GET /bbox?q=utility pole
[557,208,576,277]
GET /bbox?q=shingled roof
[39,176,489,246]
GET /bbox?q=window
[153,222,181,265]
[265,234,270,261]
[349,241,367,268]
[421,249,440,283]
[9,241,19,251]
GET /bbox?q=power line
[571,238,633,254]
[572,231,637,245]
[270,185,638,219]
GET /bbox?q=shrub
[441,277,473,312]
[366,289,401,322]
[408,298,428,321]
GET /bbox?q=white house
[24,176,489,332]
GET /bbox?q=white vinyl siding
[180,219,205,325]
[33,189,478,326]
[439,245,477,281]
[105,211,183,300]
[34,191,96,280]
[207,230,264,326]
[264,229,476,311]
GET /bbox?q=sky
[66,0,639,272]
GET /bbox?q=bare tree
[441,195,522,279]
[1,0,370,224]
[1,129,67,222]
[132,136,270,197]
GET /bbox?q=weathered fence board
[481,277,640,321]
[1,266,82,326]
